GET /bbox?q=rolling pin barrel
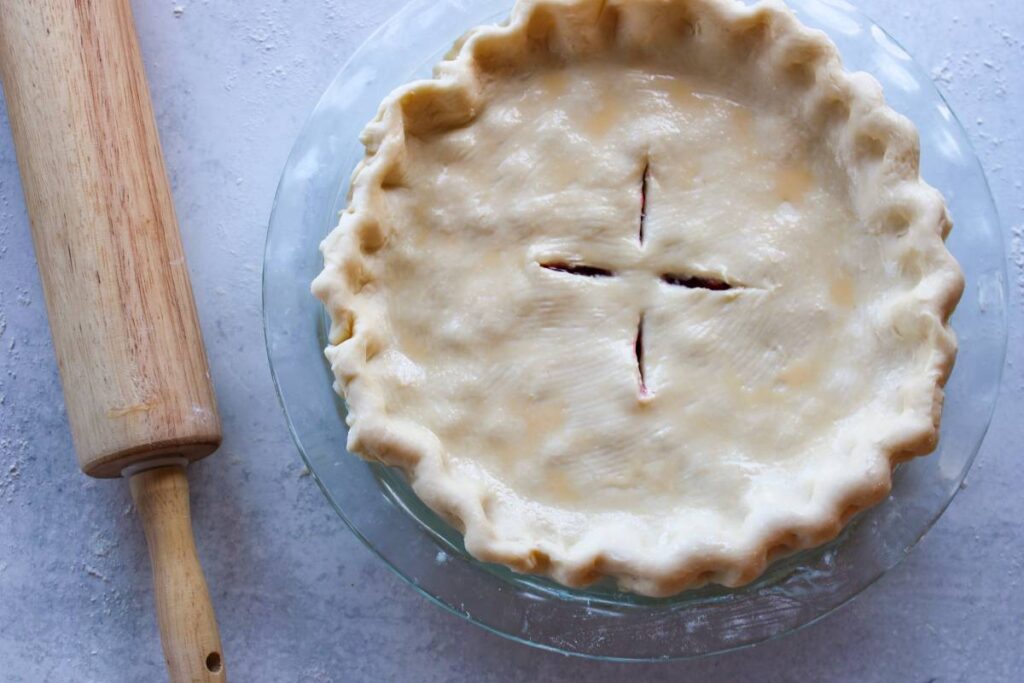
[0,0,220,478]
[0,1,226,681]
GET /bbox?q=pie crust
[313,0,964,596]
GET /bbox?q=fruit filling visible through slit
[661,274,732,290]
[635,313,648,397]
[539,263,615,277]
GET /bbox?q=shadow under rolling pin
[0,1,227,681]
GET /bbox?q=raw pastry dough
[313,0,963,596]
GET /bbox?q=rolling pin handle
[129,465,226,683]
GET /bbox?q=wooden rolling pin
[0,2,226,681]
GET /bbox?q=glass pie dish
[263,0,1007,660]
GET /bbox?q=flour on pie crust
[313,0,964,596]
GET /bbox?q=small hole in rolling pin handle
[205,652,222,673]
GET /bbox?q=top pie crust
[313,0,964,596]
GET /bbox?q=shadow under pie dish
[312,0,964,598]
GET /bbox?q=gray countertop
[0,1,1021,681]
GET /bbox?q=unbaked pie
[313,0,963,596]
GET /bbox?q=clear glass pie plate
[263,0,1007,661]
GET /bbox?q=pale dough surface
[314,0,963,595]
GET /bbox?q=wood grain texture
[131,467,226,683]
[0,0,221,477]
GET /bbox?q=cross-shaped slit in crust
[538,159,745,399]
